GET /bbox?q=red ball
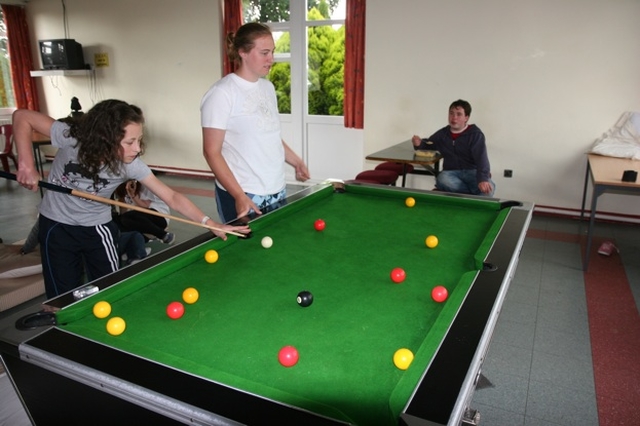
[431,285,448,303]
[166,301,185,319]
[314,219,326,231]
[390,267,406,283]
[278,345,299,367]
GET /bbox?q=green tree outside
[271,37,291,113]
[242,0,344,116]
[307,8,344,116]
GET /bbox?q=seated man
[412,99,495,196]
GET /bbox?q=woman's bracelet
[200,215,211,225]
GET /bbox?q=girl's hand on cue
[16,168,41,192]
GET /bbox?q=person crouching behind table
[113,179,175,244]
[411,99,495,197]
[13,100,250,299]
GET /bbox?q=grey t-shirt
[39,120,152,226]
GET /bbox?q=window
[0,10,16,110]
[243,0,345,116]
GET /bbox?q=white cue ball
[261,236,273,249]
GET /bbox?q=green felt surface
[58,185,507,425]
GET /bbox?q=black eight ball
[296,291,313,307]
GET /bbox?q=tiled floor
[472,224,597,426]
[1,167,639,425]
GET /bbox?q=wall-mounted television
[39,39,86,70]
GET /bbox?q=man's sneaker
[162,232,175,244]
[145,247,152,256]
[597,241,618,256]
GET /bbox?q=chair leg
[1,154,19,171]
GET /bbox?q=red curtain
[222,0,243,76]
[344,0,365,129]
[2,5,39,111]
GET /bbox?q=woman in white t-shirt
[201,22,310,223]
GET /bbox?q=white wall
[364,0,640,215]
[27,0,223,172]
[24,0,640,217]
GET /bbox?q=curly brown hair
[69,99,145,183]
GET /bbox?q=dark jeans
[119,231,147,263]
[115,210,168,240]
[215,185,240,223]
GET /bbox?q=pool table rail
[8,183,534,426]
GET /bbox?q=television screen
[39,39,86,70]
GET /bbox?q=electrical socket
[503,169,513,178]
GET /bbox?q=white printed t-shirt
[39,120,152,226]
[200,73,285,196]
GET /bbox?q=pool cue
[0,170,246,238]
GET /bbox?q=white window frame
[268,1,345,121]
[260,1,348,182]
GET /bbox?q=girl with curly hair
[14,100,249,298]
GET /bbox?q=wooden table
[365,139,442,187]
[32,132,51,197]
[580,153,640,270]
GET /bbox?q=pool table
[3,182,533,425]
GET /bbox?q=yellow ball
[393,348,414,370]
[92,301,112,319]
[182,287,199,304]
[204,249,219,264]
[405,197,416,207]
[425,235,438,248]
[106,317,126,336]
